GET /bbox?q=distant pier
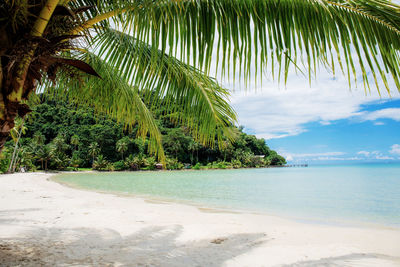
[284,164,308,167]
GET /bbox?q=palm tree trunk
[11,151,20,173]
[0,0,59,154]
[0,58,15,152]
[8,118,24,173]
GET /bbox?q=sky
[110,3,400,165]
[215,0,400,164]
[223,61,400,164]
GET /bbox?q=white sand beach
[0,172,399,266]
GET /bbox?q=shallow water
[55,164,400,227]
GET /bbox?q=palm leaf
[91,27,237,147]
[70,0,400,94]
[43,53,165,161]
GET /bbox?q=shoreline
[1,172,400,266]
[53,172,400,231]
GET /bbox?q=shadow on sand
[0,224,267,266]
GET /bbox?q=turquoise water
[55,164,400,227]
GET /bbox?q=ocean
[55,164,400,227]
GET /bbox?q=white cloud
[285,155,293,161]
[355,150,395,160]
[390,144,400,155]
[293,152,346,158]
[279,151,346,162]
[357,151,370,157]
[362,108,400,122]
[227,67,399,140]
[313,157,362,161]
[373,122,385,126]
[375,155,394,160]
[320,121,332,126]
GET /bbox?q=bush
[192,162,202,170]
[70,151,82,171]
[142,156,156,170]
[231,159,242,169]
[249,156,264,168]
[105,162,115,171]
[93,155,109,171]
[49,152,70,170]
[113,160,126,171]
[124,155,140,170]
[217,161,232,169]
[166,158,184,170]
[267,152,287,166]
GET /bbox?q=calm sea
[55,164,400,227]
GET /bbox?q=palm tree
[93,155,108,171]
[8,117,27,173]
[49,135,70,169]
[124,154,139,171]
[88,142,100,165]
[36,144,51,170]
[51,134,69,154]
[188,140,202,164]
[33,132,46,146]
[116,137,130,160]
[1,0,400,159]
[70,134,80,151]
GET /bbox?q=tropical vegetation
[0,98,286,172]
[1,0,400,163]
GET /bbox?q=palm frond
[73,0,400,93]
[43,53,165,161]
[92,27,237,147]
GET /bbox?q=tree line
[0,98,286,173]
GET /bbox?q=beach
[0,172,399,266]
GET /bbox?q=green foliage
[71,151,82,171]
[113,160,127,171]
[0,147,11,173]
[3,0,400,173]
[93,155,109,171]
[266,151,287,166]
[0,98,286,172]
[116,136,131,160]
[192,163,202,170]
[124,154,139,171]
[142,156,156,170]
[231,159,242,169]
[165,158,184,170]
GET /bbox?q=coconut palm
[188,140,200,164]
[8,117,27,172]
[33,132,46,146]
[1,0,400,159]
[36,144,51,170]
[51,133,69,154]
[88,142,100,164]
[116,137,130,160]
[70,134,80,151]
[93,155,108,171]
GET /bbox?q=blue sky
[205,1,400,164]
[225,68,400,164]
[268,99,400,164]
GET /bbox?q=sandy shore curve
[0,172,399,266]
